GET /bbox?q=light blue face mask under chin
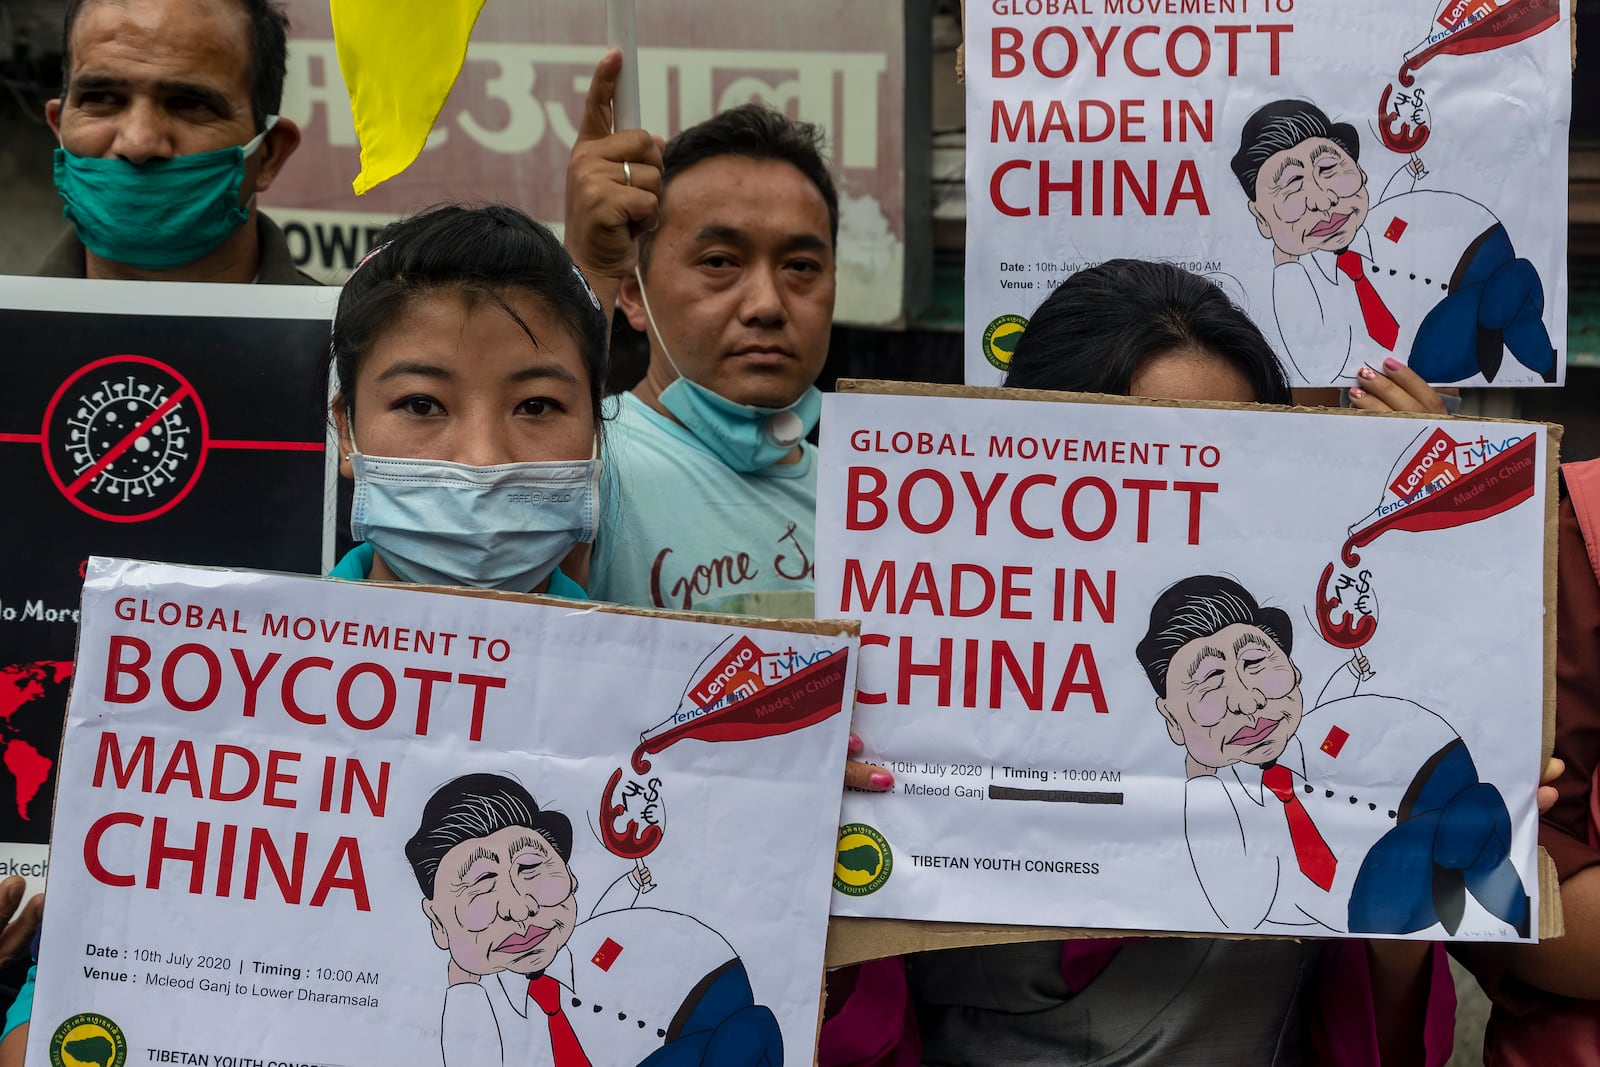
[52,117,276,272]
[635,267,822,473]
[657,378,821,473]
[349,451,600,594]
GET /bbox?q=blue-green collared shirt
[327,542,588,600]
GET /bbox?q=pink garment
[820,957,921,1067]
[1310,940,1456,1066]
[1057,937,1130,994]
[819,939,1455,1067]
[1468,464,1600,1066]
[1484,1002,1600,1067]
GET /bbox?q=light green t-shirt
[591,392,817,618]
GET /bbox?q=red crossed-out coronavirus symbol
[0,354,323,524]
[38,355,211,523]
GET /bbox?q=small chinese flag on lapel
[1321,726,1350,758]
[591,938,624,972]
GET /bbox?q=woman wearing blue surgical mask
[326,204,608,596]
[819,261,1547,1067]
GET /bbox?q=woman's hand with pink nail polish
[1347,358,1450,415]
[844,733,894,792]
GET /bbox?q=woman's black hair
[329,204,609,422]
[1002,259,1293,405]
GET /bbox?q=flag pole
[606,0,641,131]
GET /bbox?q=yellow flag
[331,0,487,194]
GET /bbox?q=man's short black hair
[1230,99,1361,199]
[60,0,290,131]
[1136,575,1294,695]
[405,773,573,898]
[648,103,840,255]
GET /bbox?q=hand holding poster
[816,385,1551,943]
[31,560,855,1066]
[964,1,1570,387]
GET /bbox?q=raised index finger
[578,48,623,143]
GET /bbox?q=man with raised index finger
[563,53,838,622]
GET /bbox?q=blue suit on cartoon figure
[636,958,783,1067]
[1363,193,1554,386]
[1233,99,1556,385]
[1347,737,1529,937]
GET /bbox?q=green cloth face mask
[52,117,276,272]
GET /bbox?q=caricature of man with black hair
[1234,99,1555,385]
[406,773,782,1066]
[1138,576,1530,937]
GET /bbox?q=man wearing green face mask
[0,2,315,1056]
[38,0,314,285]
[564,55,837,622]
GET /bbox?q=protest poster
[268,0,921,326]
[0,280,338,899]
[963,0,1571,389]
[815,382,1554,949]
[30,559,855,1066]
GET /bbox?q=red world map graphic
[0,662,67,823]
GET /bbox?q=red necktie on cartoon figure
[528,974,593,1067]
[1335,250,1401,351]
[1262,764,1339,891]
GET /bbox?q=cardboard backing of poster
[30,560,856,1066]
[818,379,1560,967]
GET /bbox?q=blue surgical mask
[635,266,821,473]
[53,117,277,272]
[658,377,821,473]
[349,449,599,593]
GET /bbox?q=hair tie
[572,264,603,313]
[351,241,393,277]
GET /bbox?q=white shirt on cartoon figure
[439,868,744,1066]
[1271,171,1505,384]
[1183,661,1466,933]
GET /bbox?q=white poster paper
[963,1,1570,388]
[816,390,1546,942]
[31,560,855,1066]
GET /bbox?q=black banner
[0,300,335,854]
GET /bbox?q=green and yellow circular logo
[834,822,893,896]
[982,314,1029,372]
[49,1013,127,1067]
